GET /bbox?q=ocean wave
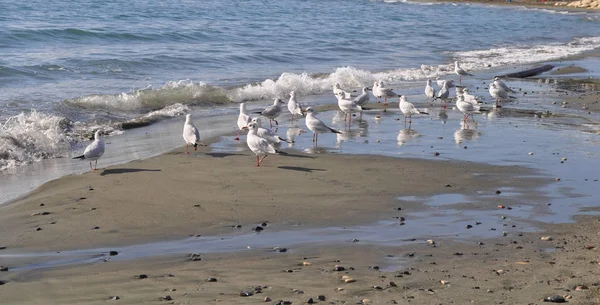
[64,80,233,112]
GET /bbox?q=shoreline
[428,0,600,10]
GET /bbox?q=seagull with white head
[73,130,105,171]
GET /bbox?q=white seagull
[456,94,480,123]
[256,98,285,127]
[246,122,277,167]
[437,80,450,109]
[353,87,371,119]
[489,82,509,108]
[336,91,362,126]
[236,102,252,140]
[73,130,105,171]
[454,61,473,85]
[399,95,428,126]
[425,79,436,101]
[333,83,352,99]
[251,117,292,144]
[456,87,479,106]
[287,91,303,123]
[493,77,516,93]
[182,113,205,154]
[304,107,342,146]
[374,81,398,106]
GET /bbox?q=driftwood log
[495,64,554,78]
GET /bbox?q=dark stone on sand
[466,225,473,229]
[189,253,202,261]
[0,280,5,285]
[496,190,502,194]
[161,295,173,301]
[389,281,397,287]
[307,297,315,304]
[543,295,566,303]
[275,301,292,305]
[351,238,359,243]
[278,248,288,253]
[396,207,402,210]
[255,226,264,231]
[35,227,42,231]
[138,274,148,279]
[334,266,345,271]
[453,252,464,256]
[240,290,253,297]
[370,266,380,270]
[206,277,217,282]
[89,187,94,191]
[373,285,383,290]
[445,184,452,187]
[318,295,326,301]
[110,296,120,300]
[0,247,6,250]
[0,266,8,272]
[234,224,242,228]
[109,251,119,256]
[261,222,268,227]
[93,226,100,230]
[434,152,440,156]
[39,203,45,206]
[40,211,50,215]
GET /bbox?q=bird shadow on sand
[100,168,161,176]
[205,152,247,158]
[278,166,326,173]
[277,151,316,159]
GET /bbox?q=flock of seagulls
[74,61,516,170]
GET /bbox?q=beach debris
[307,297,315,304]
[292,288,303,294]
[585,245,595,250]
[189,253,202,261]
[302,261,312,266]
[528,152,534,155]
[240,290,253,297]
[109,251,118,256]
[373,285,383,290]
[35,227,42,231]
[30,211,51,216]
[498,205,505,209]
[440,280,450,285]
[110,296,120,300]
[254,226,264,232]
[206,277,217,282]
[555,177,561,181]
[496,190,502,194]
[434,152,440,156]
[137,274,148,279]
[575,285,588,291]
[466,225,473,229]
[487,289,493,293]
[540,236,553,241]
[334,265,345,271]
[264,297,271,302]
[318,295,326,301]
[274,301,292,305]
[336,287,344,291]
[0,266,8,272]
[161,295,173,301]
[0,281,5,285]
[343,276,356,283]
[427,239,436,245]
[0,246,6,250]
[362,299,371,304]
[543,295,566,303]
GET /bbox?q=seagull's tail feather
[419,110,429,115]
[253,111,262,114]
[275,149,288,155]
[72,155,85,160]
[330,128,342,134]
[277,136,293,144]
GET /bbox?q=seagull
[333,83,352,99]
[256,98,285,127]
[489,82,509,108]
[251,117,292,144]
[425,79,436,101]
[236,102,252,140]
[287,91,303,123]
[493,77,515,94]
[72,130,105,171]
[372,81,381,103]
[336,91,362,127]
[437,80,450,109]
[456,87,479,106]
[353,87,370,119]
[246,122,277,167]
[374,81,398,106]
[182,113,205,154]
[454,61,473,85]
[399,95,428,127]
[456,94,480,123]
[304,107,342,146]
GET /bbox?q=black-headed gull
[256,98,285,127]
[353,87,371,119]
[236,102,252,140]
[246,122,277,167]
[489,82,509,108]
[182,114,205,154]
[374,81,397,106]
[304,107,342,146]
[456,94,480,123]
[336,91,362,127]
[425,79,436,101]
[399,95,428,127]
[333,82,352,99]
[73,130,105,171]
[454,61,473,85]
[287,91,303,123]
[251,117,292,144]
[493,77,515,94]
[437,81,450,109]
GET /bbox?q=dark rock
[240,290,253,297]
[234,224,242,228]
[351,238,359,243]
[334,266,345,271]
[40,212,50,215]
[373,285,383,290]
[0,246,6,250]
[496,190,502,194]
[110,296,120,300]
[318,295,326,301]
[370,266,380,270]
[40,203,45,206]
[0,266,8,272]
[0,281,5,285]
[307,297,315,304]
[206,277,217,282]
[389,281,397,287]
[93,226,100,230]
[466,225,473,229]
[453,252,464,256]
[543,295,566,303]
[109,251,119,256]
[445,184,452,187]
[189,253,202,261]
[278,248,288,253]
[261,222,268,227]
[161,295,172,301]
[434,152,440,156]
[138,274,148,279]
[35,227,42,231]
[254,226,264,232]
